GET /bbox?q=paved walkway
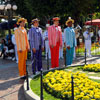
[0,56,100,100]
[0,59,26,100]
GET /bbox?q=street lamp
[88,13,94,26]
[0,0,17,35]
[12,5,17,10]
[0,5,5,10]
[6,4,11,9]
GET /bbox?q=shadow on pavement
[18,85,26,100]
[0,67,19,80]
[0,78,23,91]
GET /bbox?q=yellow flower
[94,94,100,99]
[82,96,89,100]
[43,70,100,100]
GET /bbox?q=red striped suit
[48,25,62,68]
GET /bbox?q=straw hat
[66,17,74,26]
[52,17,60,21]
[31,18,40,24]
[17,18,27,25]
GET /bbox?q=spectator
[6,33,12,44]
[0,39,7,59]
[83,27,93,57]
[43,24,51,59]
[12,34,18,63]
[59,32,64,59]
[98,28,100,43]
[6,39,14,59]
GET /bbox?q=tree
[14,0,97,26]
[13,0,34,23]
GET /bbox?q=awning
[85,19,100,26]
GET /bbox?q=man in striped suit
[15,18,30,79]
[29,18,44,73]
[48,17,62,68]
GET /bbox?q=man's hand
[64,47,66,52]
[26,46,30,52]
[60,45,62,49]
[4,48,6,50]
[67,46,70,50]
[42,47,44,52]
[28,49,30,52]
[19,50,22,53]
[51,45,54,48]
[75,46,77,50]
[64,43,66,48]
[45,37,48,40]
[33,48,36,53]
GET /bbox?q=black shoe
[3,55,5,59]
[33,71,36,75]
[20,76,26,79]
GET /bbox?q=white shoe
[12,57,15,61]
[88,55,92,58]
[50,68,53,70]
[36,71,40,74]
[7,57,12,60]
[16,60,18,63]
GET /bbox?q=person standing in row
[74,25,81,59]
[43,24,51,59]
[64,17,76,66]
[29,18,44,73]
[12,26,18,63]
[59,32,64,59]
[48,17,62,68]
[83,27,93,57]
[15,18,30,79]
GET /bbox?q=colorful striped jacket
[48,25,62,47]
[14,27,30,51]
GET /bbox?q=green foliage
[93,12,100,19]
[13,0,98,25]
[14,0,34,22]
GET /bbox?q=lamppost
[88,13,94,26]
[0,0,17,35]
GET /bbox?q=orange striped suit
[15,27,30,76]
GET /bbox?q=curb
[24,76,40,100]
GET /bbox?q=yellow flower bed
[43,70,100,100]
[83,64,100,72]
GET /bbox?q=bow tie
[55,26,58,27]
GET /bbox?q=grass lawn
[30,78,61,100]
[30,66,100,100]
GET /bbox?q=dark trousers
[31,46,42,73]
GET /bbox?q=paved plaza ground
[0,56,100,100]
